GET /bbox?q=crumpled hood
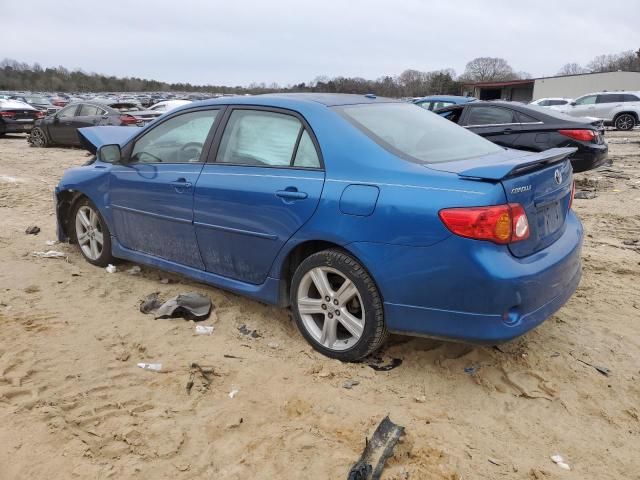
[78,126,138,154]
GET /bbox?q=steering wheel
[178,142,204,163]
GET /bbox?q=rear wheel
[71,198,115,267]
[29,127,50,147]
[291,249,387,361]
[614,113,636,131]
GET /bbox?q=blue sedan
[55,93,582,361]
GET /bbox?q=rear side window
[57,105,77,118]
[548,100,567,106]
[338,103,502,164]
[466,106,516,125]
[622,94,639,102]
[416,101,432,110]
[432,101,454,110]
[597,94,622,103]
[518,112,539,123]
[217,110,320,168]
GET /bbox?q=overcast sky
[3,0,639,86]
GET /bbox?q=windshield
[337,103,502,164]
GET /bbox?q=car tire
[614,113,636,131]
[290,249,387,361]
[29,127,50,147]
[71,198,115,267]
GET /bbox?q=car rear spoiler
[426,147,577,181]
[77,126,138,154]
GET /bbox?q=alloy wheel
[615,114,635,131]
[296,266,365,351]
[30,128,47,147]
[75,205,104,261]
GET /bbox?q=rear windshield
[337,103,502,164]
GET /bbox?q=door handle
[503,128,513,134]
[276,188,308,200]
[170,178,192,191]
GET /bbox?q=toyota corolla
[55,94,582,361]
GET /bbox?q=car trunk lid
[427,147,576,257]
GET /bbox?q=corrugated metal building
[462,71,640,102]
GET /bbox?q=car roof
[196,93,401,108]
[578,91,640,96]
[414,95,476,103]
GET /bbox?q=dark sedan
[28,102,139,148]
[435,101,608,173]
[0,99,43,136]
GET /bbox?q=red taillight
[558,129,596,142]
[0,111,16,118]
[569,180,575,210]
[35,110,45,119]
[439,203,530,244]
[119,114,138,125]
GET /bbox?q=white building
[462,71,640,102]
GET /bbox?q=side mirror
[98,144,122,164]
[53,115,60,123]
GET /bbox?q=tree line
[1,49,638,97]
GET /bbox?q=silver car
[562,91,640,131]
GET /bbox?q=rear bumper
[0,120,34,133]
[570,142,608,173]
[347,212,583,343]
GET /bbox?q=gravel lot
[1,130,639,479]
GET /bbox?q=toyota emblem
[554,169,562,185]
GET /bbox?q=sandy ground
[0,130,639,480]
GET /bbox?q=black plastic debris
[366,355,403,372]
[140,292,212,321]
[347,416,405,480]
[25,225,40,235]
[238,324,262,338]
[570,352,611,377]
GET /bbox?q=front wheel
[290,249,387,361]
[614,113,636,131]
[72,198,115,267]
[29,127,50,147]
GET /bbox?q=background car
[0,99,42,136]
[561,91,640,131]
[435,100,608,172]
[28,102,139,147]
[9,94,59,115]
[529,97,573,110]
[414,95,476,111]
[148,99,192,113]
[55,94,582,361]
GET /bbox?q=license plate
[540,202,563,235]
[21,124,33,131]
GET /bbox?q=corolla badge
[511,185,532,194]
[554,169,563,185]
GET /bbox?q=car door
[109,108,222,269]
[567,94,597,118]
[193,107,325,284]
[462,105,521,147]
[593,93,621,120]
[48,104,80,144]
[68,104,104,145]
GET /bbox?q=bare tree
[557,63,586,75]
[461,57,517,82]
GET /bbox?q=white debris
[137,363,162,372]
[160,278,169,284]
[267,341,280,349]
[45,240,58,246]
[106,264,117,273]
[126,265,141,275]
[228,389,239,399]
[195,325,214,335]
[32,250,66,259]
[0,175,22,183]
[551,454,571,470]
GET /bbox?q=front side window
[131,109,219,164]
[432,101,454,110]
[466,106,516,125]
[79,105,100,116]
[217,110,319,168]
[575,95,597,105]
[338,103,502,164]
[57,105,78,118]
[416,101,432,110]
